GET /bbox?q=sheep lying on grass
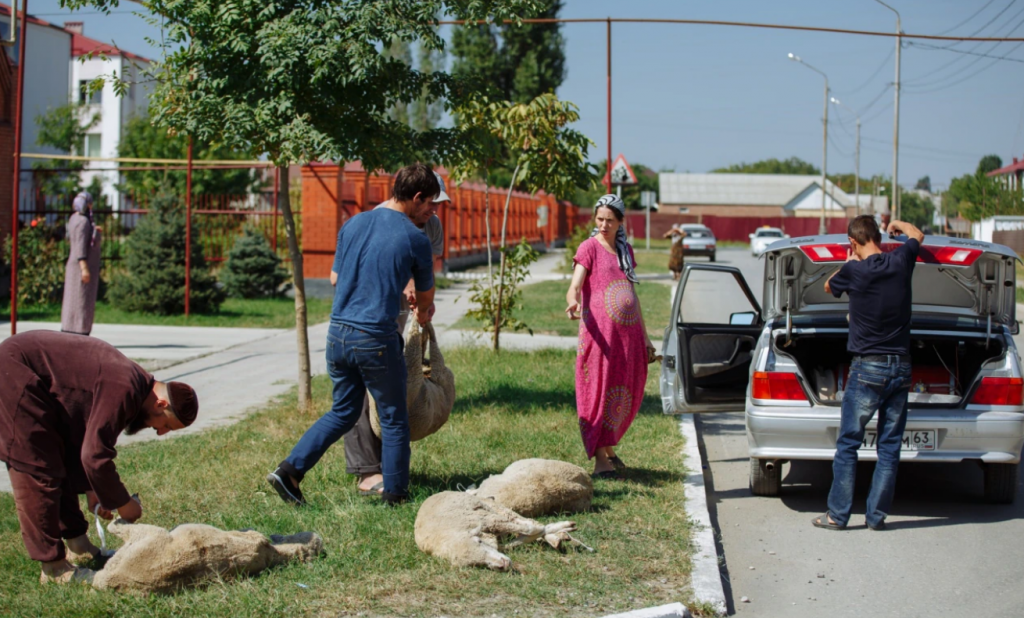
[92,520,323,594]
[472,458,593,517]
[415,491,577,571]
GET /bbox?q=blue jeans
[283,323,410,496]
[827,356,912,528]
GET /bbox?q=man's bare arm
[414,286,436,324]
[885,219,924,243]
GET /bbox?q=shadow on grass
[452,385,664,417]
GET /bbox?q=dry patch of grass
[0,348,694,617]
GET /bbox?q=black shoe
[868,520,887,531]
[381,491,409,506]
[267,468,305,506]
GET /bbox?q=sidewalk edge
[679,415,728,616]
[599,602,689,618]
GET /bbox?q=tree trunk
[279,166,312,407]
[493,162,521,352]
[484,173,492,289]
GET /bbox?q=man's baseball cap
[433,172,451,203]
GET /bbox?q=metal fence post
[184,137,193,316]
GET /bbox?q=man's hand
[885,219,925,243]
[86,491,112,520]
[846,247,860,262]
[117,496,143,523]
[415,303,433,325]
[404,280,417,307]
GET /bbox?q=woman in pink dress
[565,194,655,478]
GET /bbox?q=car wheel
[709,252,716,262]
[983,462,1018,504]
[749,458,781,496]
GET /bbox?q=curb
[599,602,689,618]
[679,415,728,616]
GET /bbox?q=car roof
[754,227,783,233]
[681,224,710,230]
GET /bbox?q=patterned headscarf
[72,192,96,246]
[591,194,638,284]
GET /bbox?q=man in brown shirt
[0,331,199,584]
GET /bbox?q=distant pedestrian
[268,163,438,506]
[664,223,685,280]
[340,171,448,497]
[814,215,924,531]
[61,192,102,335]
[565,194,655,478]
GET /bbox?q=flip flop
[591,470,620,480]
[609,456,626,472]
[358,481,385,497]
[811,513,846,531]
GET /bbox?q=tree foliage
[2,220,67,306]
[118,115,259,197]
[712,157,820,175]
[898,190,934,228]
[108,193,224,315]
[577,160,659,211]
[915,175,932,192]
[977,154,1003,175]
[32,104,100,198]
[221,227,290,299]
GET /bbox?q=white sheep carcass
[471,458,593,517]
[414,491,576,571]
[92,520,323,594]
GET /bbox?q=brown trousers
[6,465,89,562]
[342,307,410,477]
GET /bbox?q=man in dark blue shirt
[813,215,923,531]
[268,164,438,506]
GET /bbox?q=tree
[32,104,100,197]
[711,157,820,175]
[915,175,932,193]
[221,227,290,298]
[64,0,545,408]
[977,155,1003,175]
[118,114,259,198]
[946,155,1024,221]
[898,190,934,228]
[451,93,595,350]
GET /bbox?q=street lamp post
[789,53,829,235]
[831,97,861,216]
[875,0,901,221]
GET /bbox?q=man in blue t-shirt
[813,215,924,532]
[267,164,438,506]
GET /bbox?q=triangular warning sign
[602,154,638,186]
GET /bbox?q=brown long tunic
[61,213,102,335]
[0,331,153,510]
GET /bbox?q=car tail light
[970,377,1024,406]
[752,372,808,401]
[917,246,982,266]
[799,244,848,262]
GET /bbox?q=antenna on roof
[1,2,19,48]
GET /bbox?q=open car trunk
[775,330,1007,407]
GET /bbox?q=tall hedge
[109,193,224,314]
[220,226,290,298]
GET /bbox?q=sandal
[609,456,626,472]
[591,470,620,480]
[811,513,845,531]
[40,566,95,585]
[358,481,385,497]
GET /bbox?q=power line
[856,84,893,116]
[837,47,894,95]
[907,40,1024,63]
[904,40,1024,93]
[936,0,1000,35]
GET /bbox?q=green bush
[2,219,68,306]
[109,193,225,314]
[563,223,591,272]
[464,238,540,338]
[220,226,290,298]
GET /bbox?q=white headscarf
[591,194,638,284]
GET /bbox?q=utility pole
[875,0,901,220]
[832,97,861,216]
[789,53,830,235]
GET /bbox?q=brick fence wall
[301,163,580,278]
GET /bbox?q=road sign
[602,154,638,186]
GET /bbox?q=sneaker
[267,468,306,506]
[381,491,409,506]
[40,566,95,585]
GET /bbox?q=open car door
[661,264,762,413]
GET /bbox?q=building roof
[987,156,1024,177]
[659,173,853,207]
[0,4,75,38]
[72,31,151,63]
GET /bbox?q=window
[78,80,102,105]
[85,133,102,159]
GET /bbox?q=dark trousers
[6,464,89,562]
[283,323,410,495]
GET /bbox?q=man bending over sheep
[0,331,199,584]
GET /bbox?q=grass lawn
[454,279,673,339]
[1,297,334,329]
[0,348,698,617]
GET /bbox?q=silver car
[681,224,717,262]
[660,234,1024,503]
[749,227,788,257]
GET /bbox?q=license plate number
[861,430,936,451]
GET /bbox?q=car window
[756,231,783,238]
[679,269,757,324]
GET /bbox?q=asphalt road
[688,248,1024,617]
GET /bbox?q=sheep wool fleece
[474,458,593,517]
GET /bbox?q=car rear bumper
[684,245,715,256]
[746,405,1024,463]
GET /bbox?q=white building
[67,21,153,209]
[0,4,72,201]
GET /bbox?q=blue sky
[23,0,1024,189]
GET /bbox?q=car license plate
[861,430,936,451]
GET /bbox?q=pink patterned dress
[573,237,648,459]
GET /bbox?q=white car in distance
[749,227,789,257]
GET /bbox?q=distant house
[658,173,886,218]
[986,155,1024,190]
[67,21,154,209]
